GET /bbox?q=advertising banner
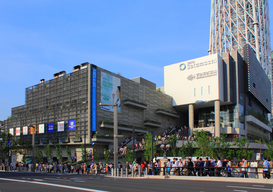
[100,71,121,112]
[39,124,45,134]
[15,127,21,136]
[68,120,76,131]
[9,128,14,135]
[48,123,54,133]
[23,126,28,135]
[58,121,65,132]
[92,67,97,131]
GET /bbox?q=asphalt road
[0,172,271,192]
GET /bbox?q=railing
[0,165,269,179]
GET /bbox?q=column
[188,104,194,136]
[214,100,220,138]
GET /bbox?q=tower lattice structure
[209,0,271,78]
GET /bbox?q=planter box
[72,138,82,142]
[50,139,58,143]
[100,123,147,133]
[41,139,48,144]
[155,110,180,118]
[144,122,161,128]
[124,100,147,109]
[35,140,39,144]
[61,138,70,143]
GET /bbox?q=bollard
[132,168,134,178]
[121,168,123,177]
[138,165,141,177]
[145,167,148,176]
[125,168,128,177]
[111,168,114,176]
[117,168,119,177]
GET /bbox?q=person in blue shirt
[263,157,270,179]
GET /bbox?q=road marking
[233,190,247,192]
[253,185,265,187]
[227,186,271,191]
[0,178,110,192]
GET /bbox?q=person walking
[263,157,270,179]
[240,157,249,178]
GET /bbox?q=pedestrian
[263,157,270,179]
[240,157,248,178]
[215,157,222,176]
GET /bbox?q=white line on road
[253,185,265,187]
[227,185,271,191]
[233,190,247,192]
[0,178,110,192]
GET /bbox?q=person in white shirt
[215,157,222,176]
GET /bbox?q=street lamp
[160,144,170,159]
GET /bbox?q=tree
[44,144,53,162]
[36,147,43,163]
[234,136,253,160]
[193,130,213,157]
[262,140,273,159]
[81,144,87,162]
[66,146,72,164]
[178,140,195,158]
[143,132,157,161]
[212,134,231,159]
[122,147,133,162]
[104,148,111,164]
[167,134,177,156]
[93,149,99,163]
[55,145,62,163]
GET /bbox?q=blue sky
[0,0,273,120]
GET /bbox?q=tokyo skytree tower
[209,0,271,77]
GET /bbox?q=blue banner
[68,119,76,131]
[48,123,54,133]
[92,67,97,131]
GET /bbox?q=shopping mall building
[4,44,271,161]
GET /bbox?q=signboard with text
[15,127,20,136]
[48,123,54,133]
[23,126,28,135]
[39,124,45,134]
[68,120,76,131]
[57,121,64,132]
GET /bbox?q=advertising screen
[68,120,76,131]
[48,123,54,133]
[9,128,14,135]
[39,124,44,134]
[23,126,28,135]
[15,127,20,136]
[100,71,121,112]
[58,121,65,132]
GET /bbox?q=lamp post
[99,103,123,171]
[160,144,170,176]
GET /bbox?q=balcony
[143,120,161,128]
[155,109,180,118]
[92,135,113,143]
[245,115,272,133]
[100,121,147,133]
[124,99,147,109]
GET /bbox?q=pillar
[189,104,194,136]
[214,100,220,138]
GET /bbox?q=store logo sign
[179,63,186,71]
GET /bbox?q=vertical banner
[57,121,65,132]
[39,124,45,134]
[23,126,28,135]
[48,123,54,133]
[30,125,36,134]
[9,128,14,135]
[68,120,76,131]
[15,127,21,136]
[92,67,97,131]
[100,71,121,112]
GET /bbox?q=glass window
[201,87,203,95]
[194,88,196,97]
[208,85,210,94]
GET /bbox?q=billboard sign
[48,123,54,133]
[23,126,28,135]
[58,121,65,132]
[9,128,14,135]
[68,120,76,131]
[100,71,121,112]
[39,124,45,134]
[15,127,20,136]
[92,67,97,131]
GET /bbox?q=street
[0,172,272,192]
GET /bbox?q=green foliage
[93,150,99,163]
[75,130,81,139]
[234,136,253,160]
[55,145,62,163]
[263,140,273,159]
[81,144,87,162]
[36,147,43,163]
[104,148,111,164]
[226,149,235,159]
[248,109,269,125]
[66,146,72,164]
[122,147,134,163]
[212,134,231,159]
[7,116,11,119]
[179,140,195,158]
[193,130,214,157]
[167,134,178,156]
[44,144,53,162]
[143,132,157,161]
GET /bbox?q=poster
[68,119,76,131]
[23,126,28,135]
[58,121,64,132]
[48,123,54,133]
[100,72,121,112]
[15,127,20,136]
[9,128,14,135]
[39,124,45,134]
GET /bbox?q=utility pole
[151,131,153,162]
[32,125,36,172]
[133,127,135,161]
